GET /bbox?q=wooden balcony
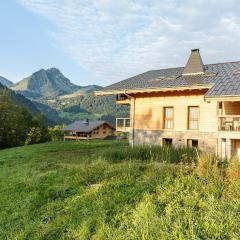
[219,115,240,131]
[64,136,89,140]
[116,118,130,132]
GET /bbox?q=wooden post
[131,97,135,147]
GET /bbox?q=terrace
[218,101,240,131]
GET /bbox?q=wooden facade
[63,123,114,141]
[114,89,240,159]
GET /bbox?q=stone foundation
[130,129,218,154]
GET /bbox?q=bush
[25,115,51,145]
[49,125,65,141]
[196,154,220,177]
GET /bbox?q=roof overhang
[205,95,240,101]
[62,129,91,133]
[95,84,212,96]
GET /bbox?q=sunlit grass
[0,140,239,239]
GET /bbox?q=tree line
[0,91,63,149]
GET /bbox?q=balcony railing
[116,118,130,132]
[219,115,240,131]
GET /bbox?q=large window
[188,106,199,130]
[163,107,174,129]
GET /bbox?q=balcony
[116,118,130,132]
[219,116,240,131]
[218,101,240,132]
[116,94,130,105]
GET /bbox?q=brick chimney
[182,49,204,76]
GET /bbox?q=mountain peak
[47,67,61,73]
[10,68,80,99]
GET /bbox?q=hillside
[59,85,102,99]
[0,83,67,126]
[0,141,240,239]
[0,76,13,87]
[32,100,69,125]
[11,68,82,99]
[0,82,40,115]
[55,94,129,124]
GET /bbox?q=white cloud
[18,0,240,85]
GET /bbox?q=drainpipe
[123,91,135,147]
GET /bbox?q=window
[163,138,172,146]
[79,133,87,137]
[103,131,106,134]
[163,107,174,129]
[187,139,198,148]
[103,125,106,130]
[188,106,199,130]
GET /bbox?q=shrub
[49,125,65,141]
[196,154,221,178]
[25,127,42,145]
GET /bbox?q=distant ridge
[0,76,13,87]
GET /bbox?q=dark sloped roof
[98,61,240,98]
[62,120,114,132]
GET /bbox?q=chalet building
[62,119,115,140]
[95,49,240,159]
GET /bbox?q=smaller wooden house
[62,119,115,141]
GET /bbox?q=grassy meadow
[0,140,240,239]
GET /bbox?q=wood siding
[91,123,114,139]
[131,90,218,132]
[64,123,114,140]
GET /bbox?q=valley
[0,68,129,126]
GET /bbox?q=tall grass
[226,156,240,181]
[102,145,198,164]
[1,141,240,239]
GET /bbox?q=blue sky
[1,1,240,86]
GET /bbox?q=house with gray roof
[62,119,115,140]
[95,49,240,159]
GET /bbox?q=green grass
[0,141,240,239]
